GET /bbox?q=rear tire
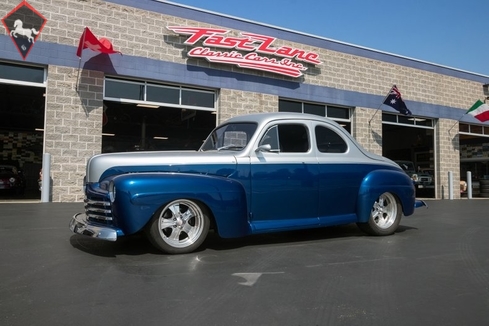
[146,199,210,254]
[357,192,401,236]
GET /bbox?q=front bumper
[69,213,118,241]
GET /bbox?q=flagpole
[367,85,394,151]
[369,85,394,124]
[75,27,86,92]
[448,111,468,134]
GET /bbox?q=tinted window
[304,103,325,116]
[279,99,302,113]
[315,126,347,153]
[278,124,309,153]
[0,62,44,83]
[327,106,349,119]
[105,79,144,100]
[147,84,179,104]
[182,89,215,108]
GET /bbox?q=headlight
[108,180,116,203]
[411,174,419,182]
[9,177,16,184]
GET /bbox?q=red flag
[76,27,121,57]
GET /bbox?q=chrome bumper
[69,213,118,241]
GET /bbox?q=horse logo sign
[1,1,47,60]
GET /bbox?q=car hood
[86,150,239,183]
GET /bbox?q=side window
[315,125,347,153]
[278,124,309,153]
[259,125,280,151]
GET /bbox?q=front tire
[146,199,210,254]
[357,192,401,236]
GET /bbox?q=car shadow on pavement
[69,233,162,257]
[69,223,418,256]
[205,223,418,252]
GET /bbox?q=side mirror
[256,144,272,152]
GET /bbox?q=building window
[0,61,45,85]
[104,77,216,111]
[278,99,351,132]
[382,113,434,128]
[460,123,489,136]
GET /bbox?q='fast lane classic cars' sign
[167,26,321,78]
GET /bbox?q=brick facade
[1,0,488,201]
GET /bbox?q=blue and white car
[70,112,426,254]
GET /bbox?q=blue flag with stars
[383,85,412,115]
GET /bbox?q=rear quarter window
[315,125,347,153]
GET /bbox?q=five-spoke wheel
[357,192,401,236]
[146,199,210,254]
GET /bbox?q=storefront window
[0,62,45,84]
[182,89,215,108]
[304,103,325,116]
[383,113,433,127]
[279,100,350,119]
[327,106,350,119]
[471,125,483,134]
[105,79,144,101]
[279,100,302,113]
[459,123,470,133]
[147,84,179,104]
[104,77,216,111]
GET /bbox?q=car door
[315,123,364,224]
[249,121,319,232]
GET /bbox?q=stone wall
[44,66,103,202]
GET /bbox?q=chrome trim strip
[69,213,117,241]
[84,199,111,206]
[86,207,112,214]
[86,213,113,221]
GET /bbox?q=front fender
[357,169,416,223]
[111,173,249,238]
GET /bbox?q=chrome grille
[84,197,113,223]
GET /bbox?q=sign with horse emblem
[1,1,47,60]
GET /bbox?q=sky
[166,0,489,76]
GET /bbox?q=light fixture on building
[35,128,44,131]
[102,133,115,136]
[137,103,160,109]
[408,117,426,122]
[153,136,168,140]
[483,84,489,96]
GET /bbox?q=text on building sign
[167,26,321,78]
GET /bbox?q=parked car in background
[395,160,433,190]
[70,113,426,254]
[0,164,25,196]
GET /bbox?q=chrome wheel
[357,192,401,236]
[371,192,398,230]
[147,199,210,254]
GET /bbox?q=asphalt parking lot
[1,199,489,326]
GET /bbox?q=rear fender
[111,173,249,237]
[357,169,416,223]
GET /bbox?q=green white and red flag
[467,100,489,122]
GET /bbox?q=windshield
[396,161,415,172]
[200,122,258,151]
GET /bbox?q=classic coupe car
[70,112,426,254]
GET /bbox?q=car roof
[224,112,343,128]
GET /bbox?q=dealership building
[1,0,489,202]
